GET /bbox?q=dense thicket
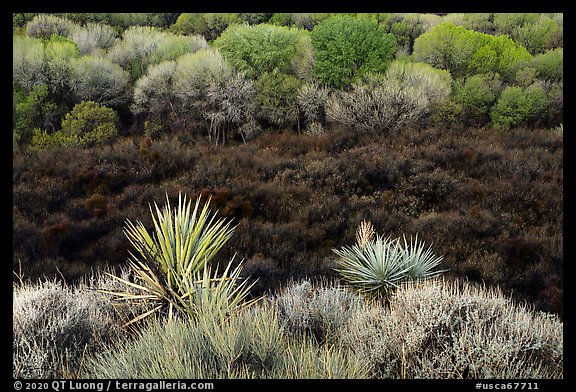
[13,13,563,319]
[13,124,563,317]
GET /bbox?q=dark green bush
[453,74,501,126]
[255,70,302,129]
[170,13,242,41]
[310,15,396,88]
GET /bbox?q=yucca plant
[332,225,446,299]
[101,193,256,325]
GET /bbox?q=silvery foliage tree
[26,14,77,39]
[107,26,207,77]
[297,82,329,133]
[70,23,118,55]
[70,56,130,107]
[326,61,452,132]
[133,49,257,144]
[13,36,47,91]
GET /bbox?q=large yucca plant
[101,193,255,324]
[332,224,446,299]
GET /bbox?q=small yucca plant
[101,193,256,325]
[332,226,446,299]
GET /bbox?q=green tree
[531,48,563,82]
[413,22,532,81]
[490,85,548,129]
[171,13,242,41]
[310,15,396,88]
[214,23,309,79]
[453,74,500,126]
[13,84,62,145]
[255,70,303,129]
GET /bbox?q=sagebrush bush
[13,269,145,379]
[170,48,257,143]
[297,82,329,127]
[340,278,563,378]
[13,36,49,92]
[272,279,365,344]
[69,23,118,55]
[107,26,207,81]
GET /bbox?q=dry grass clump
[340,278,563,379]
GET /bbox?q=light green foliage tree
[512,16,562,55]
[327,61,452,132]
[490,85,548,129]
[69,23,118,55]
[492,13,540,36]
[310,15,396,88]
[531,48,563,82]
[214,23,310,79]
[25,14,77,39]
[453,74,501,125]
[70,56,129,107]
[413,22,532,81]
[255,70,302,129]
[107,26,207,82]
[43,36,80,98]
[171,13,242,41]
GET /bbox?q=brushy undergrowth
[340,278,563,379]
[12,268,147,378]
[81,301,369,379]
[14,273,562,379]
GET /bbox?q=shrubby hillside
[13,12,562,380]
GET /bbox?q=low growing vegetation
[13,12,563,380]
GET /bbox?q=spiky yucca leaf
[101,193,254,325]
[400,234,447,280]
[332,235,411,298]
[332,233,446,299]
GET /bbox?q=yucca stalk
[355,220,375,247]
[332,233,446,300]
[100,193,255,325]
